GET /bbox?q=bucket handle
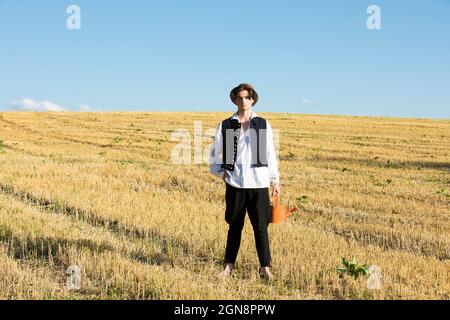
[272,195,301,216]
[272,194,279,207]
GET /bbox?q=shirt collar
[230,111,258,121]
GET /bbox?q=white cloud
[301,97,319,106]
[10,98,66,112]
[9,99,94,112]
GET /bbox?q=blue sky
[0,0,449,118]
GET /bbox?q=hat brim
[230,84,258,106]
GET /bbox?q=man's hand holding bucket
[272,183,280,197]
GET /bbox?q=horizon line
[1,109,448,121]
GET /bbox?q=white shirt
[209,111,280,189]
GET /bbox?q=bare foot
[259,267,274,281]
[218,263,234,278]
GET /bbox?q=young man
[209,83,280,280]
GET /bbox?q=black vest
[221,116,268,171]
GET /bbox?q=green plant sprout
[336,257,369,279]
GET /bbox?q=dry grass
[0,111,448,299]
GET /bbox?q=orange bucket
[270,195,300,224]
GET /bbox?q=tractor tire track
[0,115,151,152]
[0,182,215,267]
[298,206,450,261]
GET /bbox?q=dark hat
[230,83,259,106]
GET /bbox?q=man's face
[234,90,254,110]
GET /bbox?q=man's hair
[230,83,258,106]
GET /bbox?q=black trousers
[224,183,272,267]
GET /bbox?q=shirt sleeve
[209,122,226,179]
[266,121,280,185]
